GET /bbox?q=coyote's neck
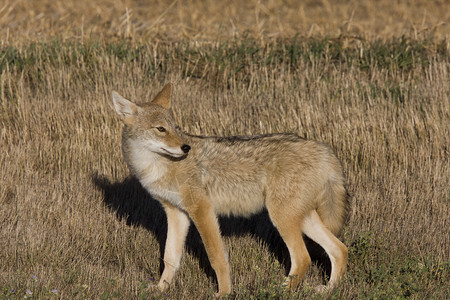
[122,137,185,208]
[122,138,169,186]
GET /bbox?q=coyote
[112,84,348,296]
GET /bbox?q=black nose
[181,144,191,153]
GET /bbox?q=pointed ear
[112,91,139,125]
[151,83,172,109]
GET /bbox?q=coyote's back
[112,83,349,296]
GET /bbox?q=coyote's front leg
[182,187,231,296]
[156,202,191,291]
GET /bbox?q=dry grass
[1,0,449,44]
[1,0,449,299]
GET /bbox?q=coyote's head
[112,84,191,158]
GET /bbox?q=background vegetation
[0,0,448,299]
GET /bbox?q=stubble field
[0,0,449,299]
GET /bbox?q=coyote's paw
[282,275,299,290]
[213,292,230,298]
[146,280,169,293]
[145,284,159,296]
[314,284,328,293]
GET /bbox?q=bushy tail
[316,178,349,236]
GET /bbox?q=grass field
[1,0,449,299]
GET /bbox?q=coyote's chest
[139,166,184,208]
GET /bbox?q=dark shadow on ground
[92,173,331,285]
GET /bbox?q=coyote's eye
[156,126,166,132]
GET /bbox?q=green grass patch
[1,37,447,88]
[348,232,449,299]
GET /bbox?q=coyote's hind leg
[267,204,311,289]
[302,210,348,290]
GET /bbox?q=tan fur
[112,84,349,296]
